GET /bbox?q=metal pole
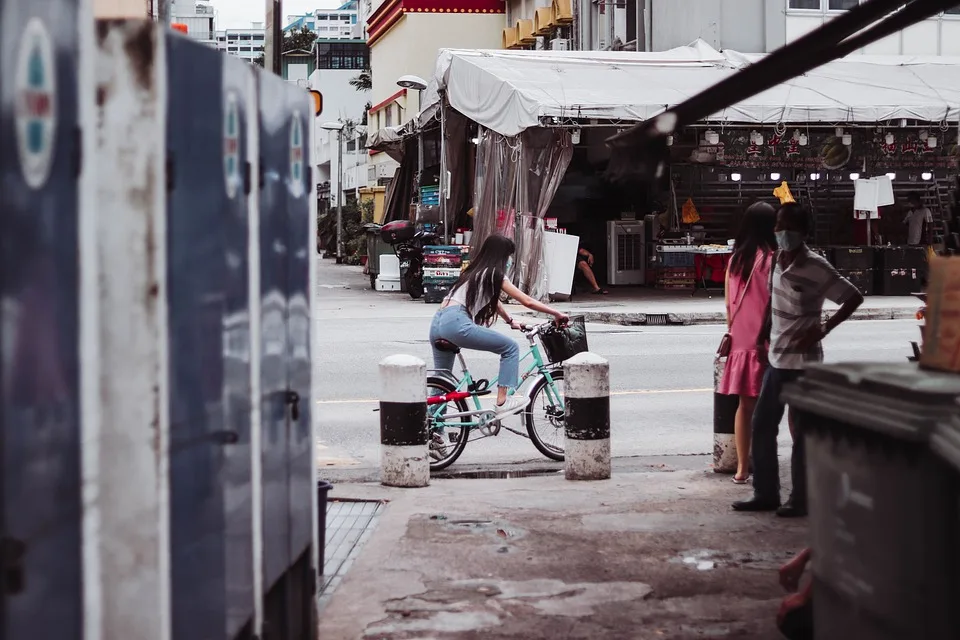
[158,0,169,22]
[265,0,282,75]
[336,130,344,261]
[439,93,448,244]
[416,89,424,218]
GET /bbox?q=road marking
[316,387,712,405]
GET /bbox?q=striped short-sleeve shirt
[769,247,860,370]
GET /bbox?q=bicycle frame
[429,333,563,430]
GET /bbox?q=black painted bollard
[713,357,739,474]
[564,352,611,481]
[379,355,429,487]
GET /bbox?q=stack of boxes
[656,248,696,290]
[423,245,462,303]
[830,246,874,296]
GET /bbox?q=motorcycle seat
[433,339,461,354]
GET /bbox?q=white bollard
[564,352,611,481]
[379,354,429,487]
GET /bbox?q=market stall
[409,41,960,299]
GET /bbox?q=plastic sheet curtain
[471,127,572,299]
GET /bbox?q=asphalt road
[313,261,920,470]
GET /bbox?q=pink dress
[718,249,772,398]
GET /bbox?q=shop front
[389,40,960,301]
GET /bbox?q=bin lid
[783,362,960,442]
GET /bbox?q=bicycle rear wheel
[525,370,565,461]
[427,376,471,470]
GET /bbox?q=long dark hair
[450,235,515,326]
[730,201,777,279]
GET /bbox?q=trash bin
[931,414,960,634]
[317,481,334,577]
[363,223,388,290]
[783,362,960,640]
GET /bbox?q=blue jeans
[751,367,806,505]
[429,305,520,390]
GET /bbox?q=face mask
[776,230,804,252]
[505,257,514,272]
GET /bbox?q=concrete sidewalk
[519,288,920,326]
[317,458,806,640]
[319,258,919,326]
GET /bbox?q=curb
[522,306,918,327]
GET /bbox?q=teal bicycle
[426,321,568,470]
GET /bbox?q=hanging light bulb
[755,132,763,146]
[666,134,673,146]
[770,172,781,181]
[928,135,938,148]
[886,172,897,180]
[799,133,808,146]
[836,127,844,137]
[793,129,801,141]
[849,172,860,181]
[570,129,582,145]
[920,129,929,141]
[749,130,758,145]
[922,172,933,181]
[842,133,852,146]
[885,132,895,145]
[705,129,720,145]
[810,172,820,181]
[731,173,742,182]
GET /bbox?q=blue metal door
[166,34,256,640]
[0,1,83,638]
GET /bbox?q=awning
[422,40,960,137]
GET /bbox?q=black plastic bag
[540,316,588,364]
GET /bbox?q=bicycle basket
[539,316,588,364]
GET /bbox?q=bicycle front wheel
[427,375,471,470]
[525,370,565,461]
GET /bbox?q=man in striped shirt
[733,203,864,517]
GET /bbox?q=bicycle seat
[433,338,461,354]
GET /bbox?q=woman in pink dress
[719,201,777,483]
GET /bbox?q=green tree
[283,25,316,53]
[253,54,265,67]
[349,68,372,91]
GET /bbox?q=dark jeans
[751,366,806,505]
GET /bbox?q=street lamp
[321,120,345,262]
[397,75,429,233]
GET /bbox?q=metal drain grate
[644,313,670,326]
[431,468,562,480]
[320,499,384,611]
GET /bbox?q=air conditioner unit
[606,220,645,285]
[550,38,569,51]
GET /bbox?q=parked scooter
[909,292,927,362]
[380,220,439,299]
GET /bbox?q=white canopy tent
[421,40,960,137]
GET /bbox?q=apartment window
[316,42,369,70]
[317,14,329,20]
[253,34,264,40]
[341,14,351,20]
[385,106,393,127]
[828,0,858,9]
[788,0,821,8]
[946,5,960,14]
[228,47,238,52]
[240,34,251,40]
[241,47,252,52]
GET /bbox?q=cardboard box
[920,257,960,372]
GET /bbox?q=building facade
[365,0,505,181]
[215,25,266,62]
[500,0,960,55]
[287,1,364,40]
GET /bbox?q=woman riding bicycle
[430,235,569,418]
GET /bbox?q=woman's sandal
[732,474,750,485]
[591,288,610,295]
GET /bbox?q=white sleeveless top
[445,269,510,319]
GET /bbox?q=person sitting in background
[577,243,609,294]
[904,192,933,246]
[778,548,813,640]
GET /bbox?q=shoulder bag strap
[728,252,763,330]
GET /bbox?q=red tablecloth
[694,253,731,284]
